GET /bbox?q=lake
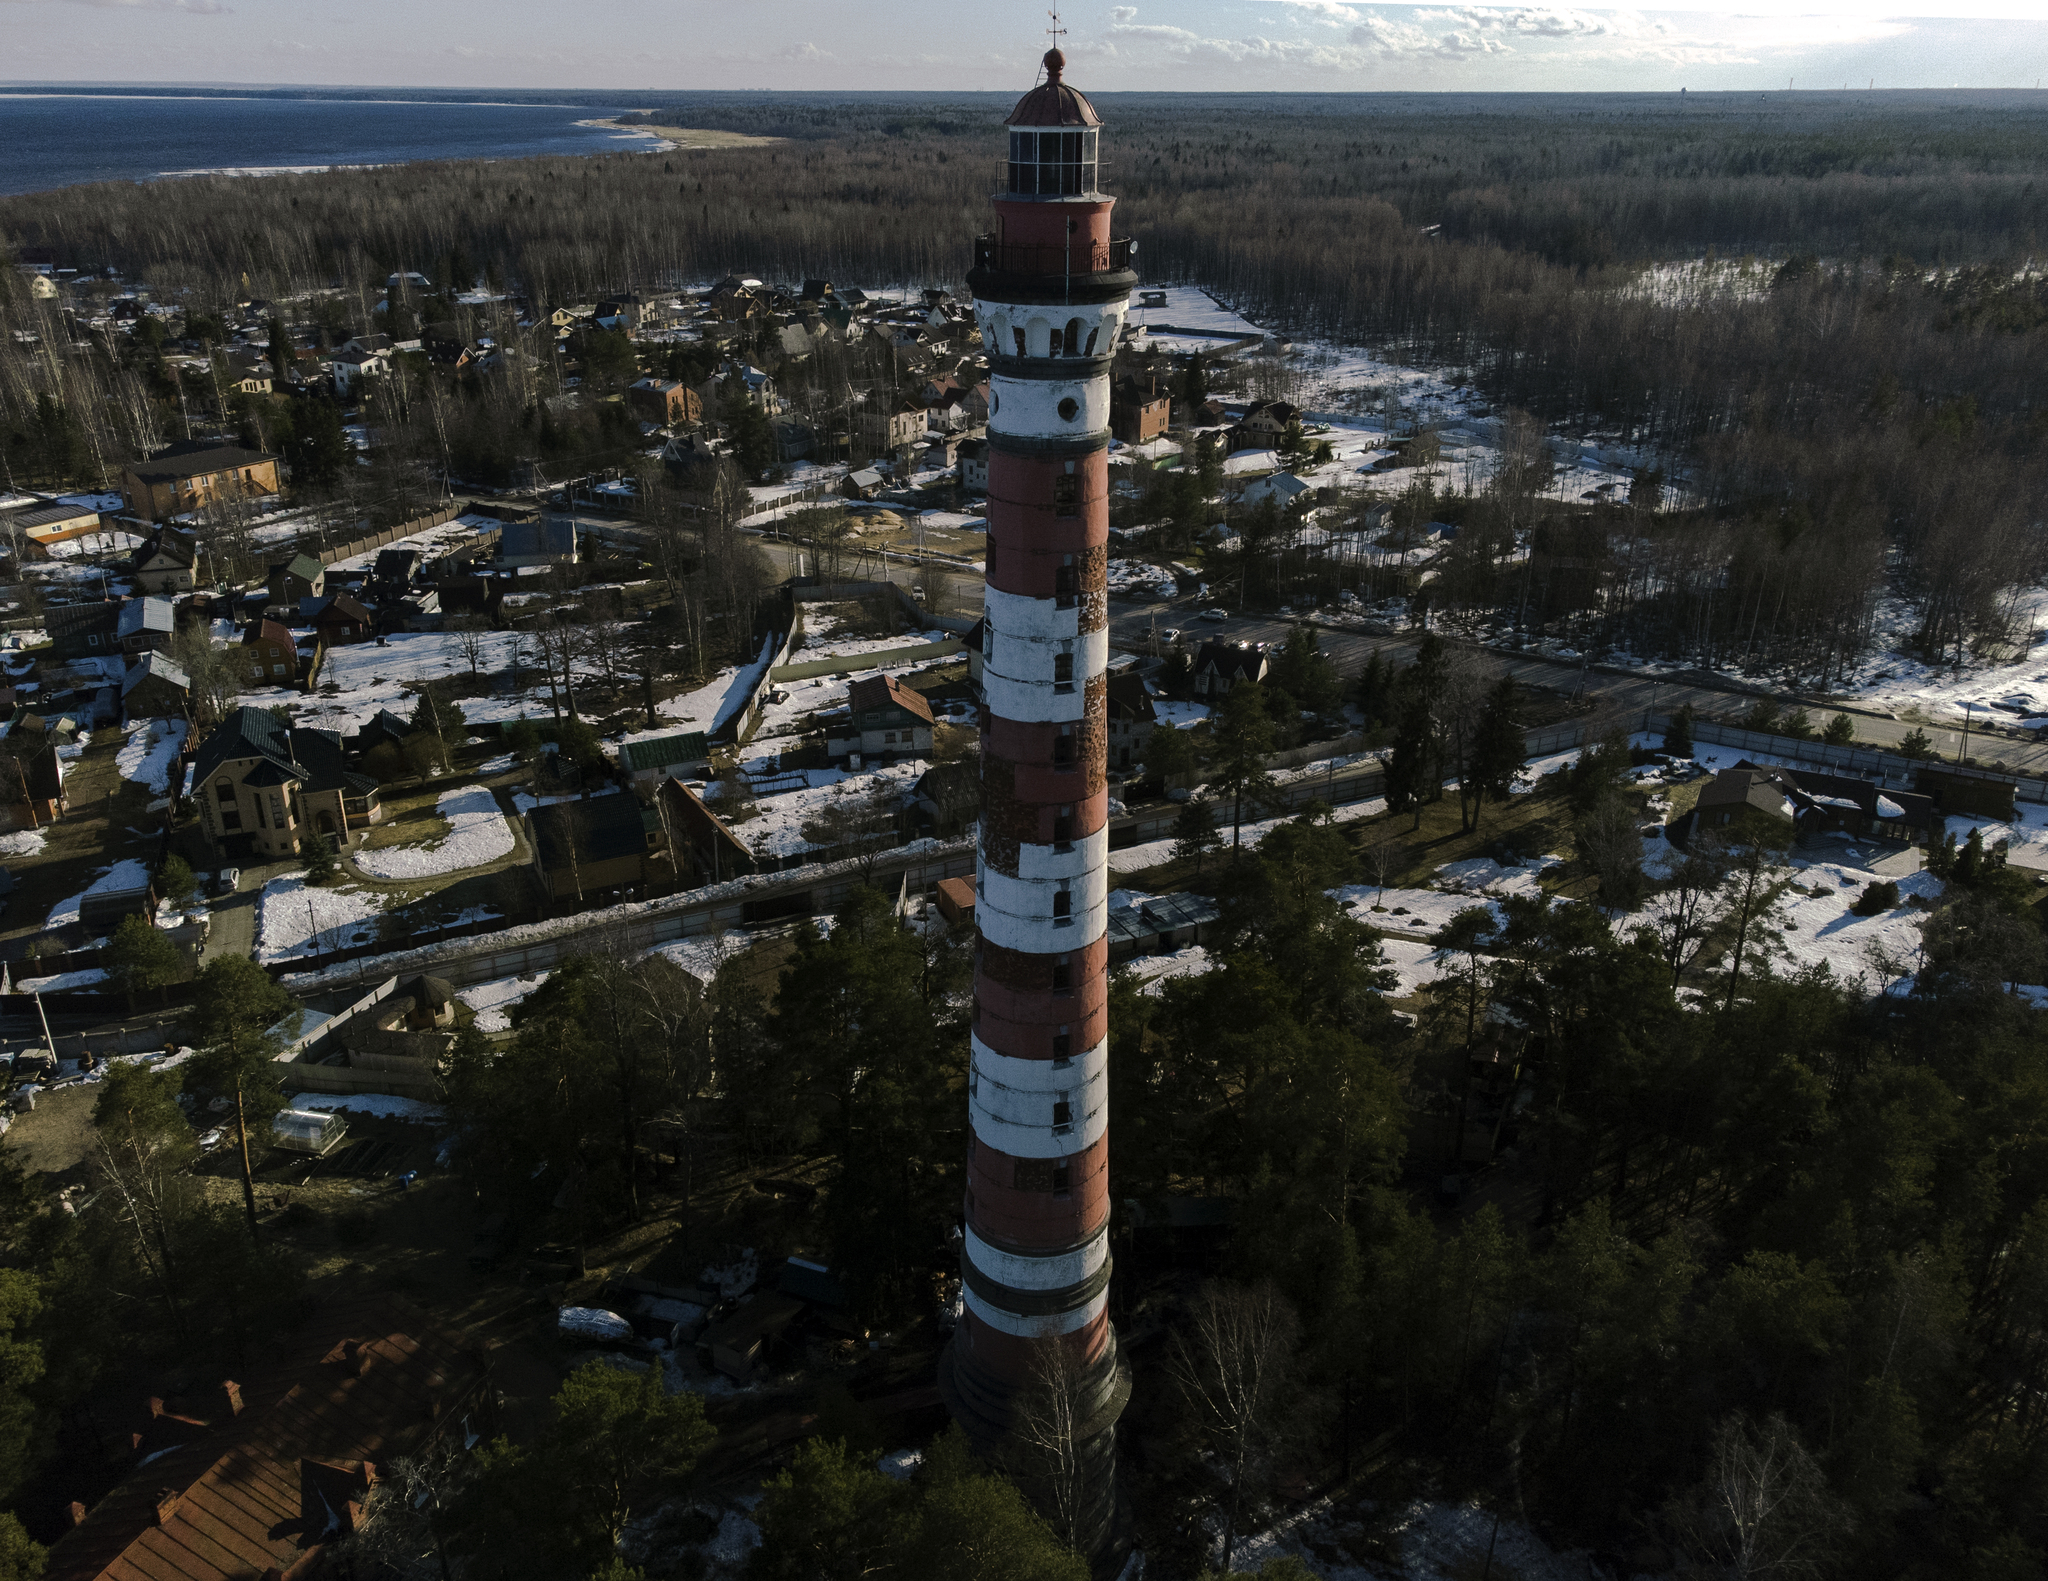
[0,87,653,196]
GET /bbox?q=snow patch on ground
[115,719,187,795]
[1125,945,1215,997]
[286,1091,447,1122]
[649,930,756,984]
[457,971,550,1033]
[354,785,515,880]
[256,875,381,962]
[1435,852,1564,899]
[47,857,153,929]
[0,829,46,859]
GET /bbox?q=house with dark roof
[309,593,373,647]
[525,793,653,903]
[350,708,417,759]
[1192,640,1269,700]
[267,552,326,605]
[1106,672,1158,772]
[1670,762,1935,850]
[496,517,578,569]
[1227,399,1300,454]
[913,759,979,836]
[826,674,934,763]
[42,1296,490,1581]
[241,618,305,686]
[2,500,101,555]
[130,525,196,593]
[120,651,190,718]
[192,705,381,857]
[120,441,279,521]
[1112,373,1172,444]
[47,601,121,661]
[0,742,66,829]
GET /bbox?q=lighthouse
[937,40,1135,1568]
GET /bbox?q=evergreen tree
[1210,684,1278,854]
[104,913,185,1005]
[1172,797,1220,874]
[1385,697,1433,831]
[187,954,295,1236]
[1269,625,1342,718]
[1663,702,1696,758]
[1179,354,1208,415]
[298,830,337,885]
[1461,675,1524,833]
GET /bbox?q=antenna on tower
[1047,7,1066,48]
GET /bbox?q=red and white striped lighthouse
[937,42,1135,1566]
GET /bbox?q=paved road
[1106,597,2048,776]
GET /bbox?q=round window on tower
[1058,396,1079,422]
[990,389,1000,416]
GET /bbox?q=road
[1104,598,2048,776]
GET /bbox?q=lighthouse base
[939,1330,1134,1577]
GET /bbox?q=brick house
[1112,374,1172,444]
[241,619,304,685]
[625,378,704,427]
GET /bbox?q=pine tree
[1385,697,1433,831]
[1211,685,1278,854]
[1463,675,1524,833]
[1663,702,1695,758]
[1173,797,1220,874]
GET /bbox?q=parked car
[1200,607,1229,622]
[1159,627,1183,645]
[214,868,240,896]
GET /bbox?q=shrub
[1852,880,1901,916]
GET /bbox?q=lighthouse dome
[1007,48,1102,127]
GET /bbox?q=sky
[2,0,2047,93]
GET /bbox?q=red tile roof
[46,1297,488,1581]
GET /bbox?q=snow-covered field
[268,629,530,736]
[256,875,382,962]
[709,759,929,861]
[354,785,515,880]
[650,929,756,983]
[115,719,187,796]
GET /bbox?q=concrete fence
[306,502,466,568]
[1644,713,2046,805]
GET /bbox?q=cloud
[1109,4,1138,18]
[779,40,830,62]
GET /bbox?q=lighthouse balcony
[973,232,1133,277]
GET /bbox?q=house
[619,731,710,785]
[434,574,505,623]
[661,432,727,488]
[350,707,417,759]
[625,378,704,427]
[776,322,813,361]
[46,601,121,660]
[1192,640,1269,700]
[1,500,101,554]
[1105,890,1223,963]
[371,547,422,590]
[859,398,925,455]
[1671,762,1936,849]
[700,362,780,416]
[310,593,374,647]
[772,416,819,462]
[121,441,279,521]
[268,552,326,604]
[241,618,304,685]
[1112,374,1172,444]
[1238,471,1312,513]
[41,1297,490,1581]
[913,759,979,836]
[130,525,196,593]
[1228,399,1300,454]
[115,596,176,656]
[826,673,934,763]
[120,651,190,718]
[959,437,990,492]
[655,777,757,886]
[709,277,768,321]
[526,794,653,903]
[800,279,838,305]
[596,293,658,332]
[0,742,65,829]
[79,879,157,935]
[1106,673,1158,772]
[842,468,886,501]
[497,517,579,568]
[328,345,387,394]
[192,705,382,856]
[222,353,274,395]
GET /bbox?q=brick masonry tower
[937,42,1136,1571]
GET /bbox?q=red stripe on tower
[936,41,1136,1575]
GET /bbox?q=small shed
[935,876,976,927]
[696,1291,805,1382]
[271,1107,348,1155]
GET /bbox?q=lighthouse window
[1064,318,1083,355]
[1053,955,1072,995]
[1054,478,1078,519]
[1057,396,1079,422]
[1052,1098,1073,1130]
[1012,327,1026,357]
[1052,1162,1072,1199]
[1053,728,1074,769]
[1053,652,1074,692]
[1053,887,1072,923]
